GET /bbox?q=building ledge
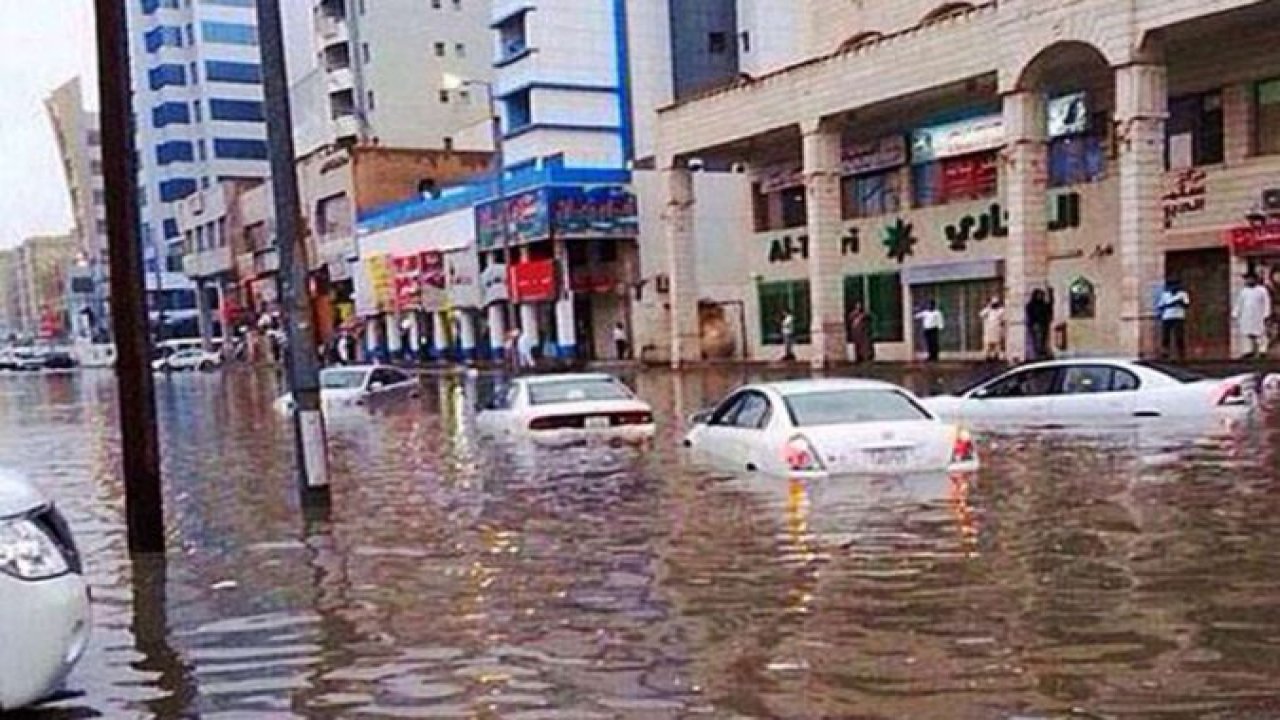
[504,122,620,142]
[494,47,535,69]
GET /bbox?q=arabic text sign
[550,186,639,239]
[911,113,1004,164]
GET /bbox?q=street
[6,366,1280,719]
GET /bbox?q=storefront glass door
[912,278,1002,355]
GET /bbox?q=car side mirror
[369,381,384,392]
[971,388,990,400]
[689,409,712,425]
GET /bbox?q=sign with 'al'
[911,113,1004,164]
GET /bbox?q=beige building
[648,0,1280,365]
[0,250,21,337]
[14,235,78,339]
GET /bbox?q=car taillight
[783,435,825,472]
[529,416,581,431]
[951,429,977,464]
[613,411,653,426]
[1216,382,1248,406]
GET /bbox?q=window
[740,31,751,53]
[528,378,633,405]
[189,61,199,84]
[213,139,268,160]
[361,42,371,63]
[159,178,196,202]
[92,189,106,206]
[912,151,998,207]
[434,42,446,57]
[87,130,101,146]
[1256,78,1280,156]
[432,0,441,7]
[452,0,461,8]
[316,193,352,238]
[185,24,194,46]
[196,139,206,161]
[844,273,904,342]
[203,0,255,6]
[163,219,180,239]
[367,90,376,110]
[205,61,262,84]
[780,186,807,228]
[504,90,532,132]
[1060,366,1140,395]
[785,390,929,427]
[711,392,772,429]
[842,169,903,218]
[1049,133,1106,187]
[209,99,264,122]
[151,102,190,128]
[455,42,466,57]
[708,32,728,54]
[758,280,811,345]
[155,140,194,166]
[438,90,450,104]
[981,368,1060,399]
[144,26,183,52]
[201,22,258,46]
[192,100,202,122]
[1068,277,1095,318]
[147,64,186,90]
[1166,91,1223,168]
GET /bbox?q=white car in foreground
[684,379,978,478]
[922,359,1258,428]
[0,471,91,711]
[274,365,420,415]
[476,373,656,446]
[152,348,222,372]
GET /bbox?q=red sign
[569,268,617,294]
[509,260,557,302]
[392,254,421,310]
[1228,224,1280,255]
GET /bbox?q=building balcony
[182,245,234,279]
[326,68,355,94]
[333,114,359,142]
[316,13,349,47]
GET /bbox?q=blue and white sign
[911,114,1004,164]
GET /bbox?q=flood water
[4,365,1280,719]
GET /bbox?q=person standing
[914,300,945,363]
[1157,279,1191,361]
[612,321,629,360]
[780,311,797,362]
[1234,273,1273,359]
[847,303,874,364]
[979,297,1006,362]
[516,326,537,370]
[1025,289,1053,361]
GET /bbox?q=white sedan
[152,348,222,372]
[0,470,91,711]
[476,373,656,446]
[922,359,1258,428]
[274,365,420,415]
[684,379,978,478]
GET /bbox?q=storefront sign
[569,267,619,294]
[550,186,638,239]
[481,262,509,305]
[446,250,481,308]
[1163,168,1207,228]
[419,251,447,311]
[509,260,557,302]
[767,234,810,264]
[475,189,551,251]
[392,254,421,311]
[363,254,395,314]
[842,136,907,176]
[945,203,1009,252]
[757,164,804,193]
[1048,92,1089,138]
[841,228,860,256]
[1228,223,1280,255]
[911,114,1004,164]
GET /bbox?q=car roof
[0,469,47,518]
[521,373,619,385]
[1003,358,1143,371]
[756,378,909,396]
[322,365,379,374]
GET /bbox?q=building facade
[13,235,79,341]
[651,0,1280,366]
[127,0,272,277]
[0,251,21,339]
[313,0,494,148]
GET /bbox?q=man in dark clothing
[1025,289,1053,361]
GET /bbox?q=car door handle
[1133,411,1161,418]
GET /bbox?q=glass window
[1256,78,1280,156]
[527,378,633,405]
[844,273,904,342]
[842,168,902,219]
[912,151,998,207]
[785,390,930,427]
[913,278,1002,354]
[1048,122,1107,187]
[711,392,771,429]
[205,61,262,84]
[209,99,264,122]
[321,369,367,390]
[1061,366,1115,394]
[201,22,259,46]
[434,42,446,57]
[758,280,811,345]
[213,139,268,160]
[1167,91,1224,168]
[779,186,807,228]
[982,368,1060,398]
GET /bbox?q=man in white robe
[1234,273,1273,359]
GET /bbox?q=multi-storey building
[651,0,1280,365]
[0,250,21,338]
[312,0,494,148]
[127,0,272,278]
[14,235,78,340]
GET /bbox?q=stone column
[519,303,540,351]
[432,310,449,360]
[365,316,382,361]
[408,312,422,355]
[662,164,700,368]
[385,312,403,358]
[487,303,506,359]
[457,310,477,360]
[195,278,214,352]
[1002,90,1050,362]
[554,237,577,359]
[1116,62,1168,357]
[801,119,846,369]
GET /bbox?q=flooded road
[4,366,1280,719]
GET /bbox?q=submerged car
[685,379,978,478]
[922,359,1258,428]
[274,365,420,414]
[152,347,221,372]
[0,470,91,711]
[476,373,656,446]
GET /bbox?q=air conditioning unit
[1263,188,1280,213]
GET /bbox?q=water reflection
[1,367,1279,718]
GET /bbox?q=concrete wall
[736,0,805,76]
[668,0,738,102]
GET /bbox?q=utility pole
[93,0,164,553]
[257,0,331,504]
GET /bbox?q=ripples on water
[2,368,1280,719]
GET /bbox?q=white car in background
[476,373,656,446]
[922,359,1258,428]
[274,365,420,415]
[0,470,91,711]
[684,379,978,478]
[151,347,222,373]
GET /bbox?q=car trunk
[528,400,652,431]
[801,420,955,475]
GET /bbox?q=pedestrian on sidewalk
[1025,289,1053,361]
[516,326,537,371]
[780,311,797,362]
[612,322,629,360]
[979,297,1006,362]
[915,300,945,363]
[1158,279,1191,361]
[847,303,874,364]
[1235,273,1273,359]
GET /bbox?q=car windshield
[527,378,633,406]
[321,370,367,390]
[783,389,931,427]
[1135,361,1204,383]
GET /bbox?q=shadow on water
[2,366,1280,718]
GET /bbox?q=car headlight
[0,515,70,580]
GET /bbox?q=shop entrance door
[1166,248,1230,360]
[912,278,1003,356]
[574,295,595,361]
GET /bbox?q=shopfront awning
[902,258,1004,286]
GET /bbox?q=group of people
[1159,272,1275,360]
[910,290,1054,364]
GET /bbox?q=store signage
[446,250,481,308]
[911,113,1004,164]
[1048,92,1089,138]
[1228,223,1280,255]
[757,164,804,194]
[841,136,907,176]
[841,228,860,256]
[767,234,809,264]
[1163,168,1207,229]
[550,186,639,239]
[475,189,551,251]
[569,268,619,294]
[392,254,421,310]
[364,254,395,313]
[509,259,557,302]
[419,251,446,310]
[481,262,509,305]
[945,203,1009,252]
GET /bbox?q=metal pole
[486,83,517,331]
[93,0,164,553]
[257,0,331,504]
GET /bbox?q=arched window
[1069,277,1096,319]
[837,31,883,53]
[920,3,975,25]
